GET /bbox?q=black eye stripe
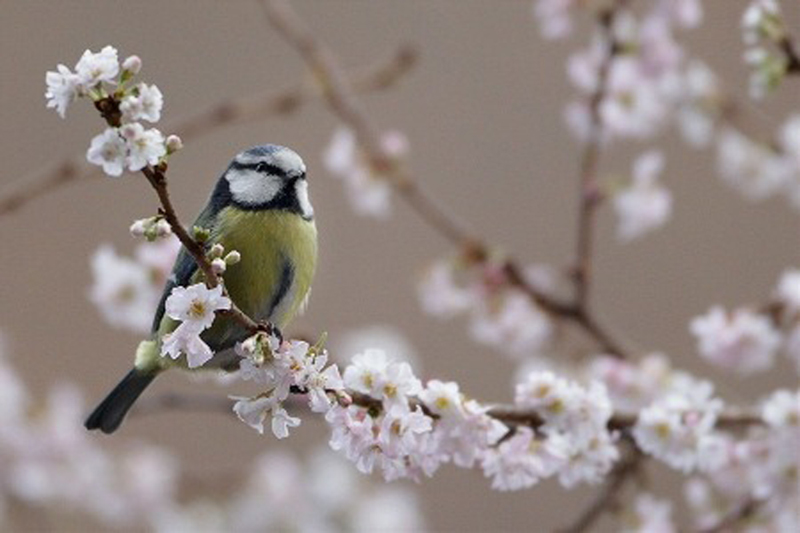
[230,160,285,176]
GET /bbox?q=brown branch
[699,498,762,533]
[572,3,625,319]
[136,388,764,435]
[261,0,631,359]
[558,449,641,533]
[94,96,260,333]
[778,34,800,74]
[0,47,417,218]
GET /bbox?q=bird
[85,144,318,434]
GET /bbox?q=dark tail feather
[85,369,156,434]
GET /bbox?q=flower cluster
[418,257,554,359]
[612,150,672,242]
[232,335,343,438]
[741,0,792,99]
[680,388,799,531]
[715,120,800,209]
[565,1,701,143]
[325,351,507,483]
[89,238,181,334]
[633,380,723,473]
[0,335,426,531]
[323,127,409,219]
[498,371,619,489]
[45,46,179,177]
[690,305,781,374]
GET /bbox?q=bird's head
[212,144,313,219]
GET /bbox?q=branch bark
[0,47,416,217]
[261,0,631,359]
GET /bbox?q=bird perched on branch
[86,144,318,434]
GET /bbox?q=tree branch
[0,47,417,218]
[261,0,631,359]
[558,448,641,533]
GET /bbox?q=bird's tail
[85,368,156,434]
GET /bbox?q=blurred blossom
[89,244,161,333]
[89,237,180,334]
[741,0,789,99]
[335,325,421,370]
[620,493,676,533]
[774,268,800,316]
[532,0,574,40]
[676,61,721,147]
[690,306,781,374]
[324,127,408,219]
[716,127,795,201]
[613,150,672,242]
[419,258,554,359]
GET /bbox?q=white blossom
[75,45,119,87]
[87,128,127,177]
[160,322,214,368]
[775,268,800,315]
[532,0,574,40]
[89,245,159,333]
[164,283,231,331]
[761,389,800,429]
[716,128,794,201]
[614,150,672,242]
[45,65,80,118]
[120,83,163,123]
[690,306,781,374]
[633,381,724,472]
[480,427,565,491]
[621,493,676,533]
[120,123,166,171]
[324,127,408,218]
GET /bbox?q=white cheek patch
[295,179,314,218]
[226,168,281,205]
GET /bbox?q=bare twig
[558,449,641,533]
[0,47,417,218]
[261,0,631,359]
[571,2,627,351]
[778,34,800,74]
[700,498,763,533]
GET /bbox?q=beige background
[1,1,798,531]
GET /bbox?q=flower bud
[209,243,225,258]
[165,134,183,154]
[211,257,227,274]
[129,218,148,238]
[224,250,241,265]
[122,55,142,75]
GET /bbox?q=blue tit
[85,144,317,434]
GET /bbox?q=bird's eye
[254,161,284,177]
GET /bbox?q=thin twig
[572,3,625,317]
[700,498,763,533]
[558,449,641,533]
[778,34,800,74]
[261,0,631,359]
[0,47,417,217]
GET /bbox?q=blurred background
[1,1,798,531]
